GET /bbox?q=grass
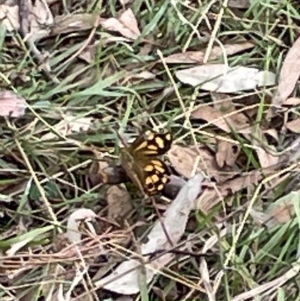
[1,0,300,300]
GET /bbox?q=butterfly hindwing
[120,130,172,196]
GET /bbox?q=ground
[1,0,300,300]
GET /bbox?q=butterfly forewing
[120,130,172,196]
[128,131,172,157]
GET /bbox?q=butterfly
[120,130,172,196]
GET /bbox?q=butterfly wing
[120,130,172,196]
[135,158,170,195]
[128,131,172,157]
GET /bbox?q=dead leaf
[168,144,234,183]
[51,14,97,36]
[0,90,27,118]
[255,146,278,168]
[100,8,140,40]
[164,42,254,63]
[216,140,240,168]
[0,4,19,31]
[284,97,300,106]
[272,36,300,107]
[29,0,53,35]
[263,128,279,141]
[194,171,266,212]
[66,209,97,244]
[191,105,251,133]
[1,0,53,35]
[95,174,204,295]
[41,113,92,140]
[106,186,133,225]
[251,130,279,168]
[251,190,300,227]
[175,64,276,93]
[285,119,300,133]
[88,151,109,186]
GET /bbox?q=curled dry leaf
[272,36,300,107]
[191,105,252,134]
[0,90,27,118]
[164,42,254,64]
[66,208,97,244]
[216,140,240,168]
[107,185,133,224]
[94,174,204,295]
[100,8,140,40]
[175,64,276,93]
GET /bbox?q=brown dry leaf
[0,4,19,31]
[41,113,92,140]
[168,144,234,183]
[211,93,235,111]
[175,65,275,93]
[272,36,300,107]
[0,0,53,39]
[285,119,300,133]
[29,0,53,36]
[164,42,254,63]
[251,130,279,168]
[0,90,27,118]
[263,128,279,142]
[251,190,299,227]
[51,14,98,36]
[194,170,265,212]
[192,105,251,133]
[65,209,97,244]
[95,175,203,295]
[106,186,133,225]
[216,140,240,168]
[254,146,278,168]
[284,97,300,106]
[88,152,109,186]
[100,8,140,40]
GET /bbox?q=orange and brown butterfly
[119,130,172,196]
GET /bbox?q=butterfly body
[120,131,172,196]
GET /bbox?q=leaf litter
[175,64,276,93]
[94,174,204,295]
[0,90,27,117]
[2,1,300,300]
